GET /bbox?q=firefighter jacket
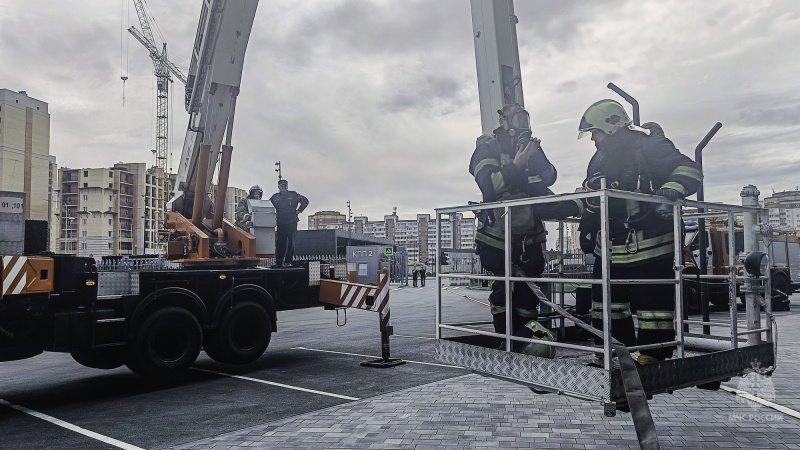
[469,133,559,250]
[235,197,251,229]
[578,127,703,265]
[269,191,309,225]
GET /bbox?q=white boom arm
[470,0,525,135]
[168,0,259,219]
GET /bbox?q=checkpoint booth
[346,245,392,285]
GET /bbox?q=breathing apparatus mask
[504,108,532,148]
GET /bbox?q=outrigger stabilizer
[319,268,405,368]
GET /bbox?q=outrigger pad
[361,358,406,368]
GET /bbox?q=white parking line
[192,368,360,401]
[0,398,144,450]
[393,333,437,340]
[719,385,800,419]
[292,346,464,369]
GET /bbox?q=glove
[654,189,683,201]
[653,189,682,220]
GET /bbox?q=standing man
[470,104,579,340]
[577,99,702,364]
[269,179,308,267]
[235,185,262,230]
[412,267,418,287]
[420,266,427,287]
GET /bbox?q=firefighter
[577,99,703,364]
[269,179,309,267]
[470,104,580,340]
[235,185,262,230]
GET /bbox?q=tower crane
[128,0,187,173]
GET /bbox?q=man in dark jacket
[269,179,309,267]
[420,267,427,287]
[469,104,581,339]
[577,99,703,363]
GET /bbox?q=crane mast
[128,0,188,173]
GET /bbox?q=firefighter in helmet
[577,99,703,364]
[470,104,580,343]
[235,185,263,230]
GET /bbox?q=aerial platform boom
[164,0,259,262]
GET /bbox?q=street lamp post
[347,200,352,249]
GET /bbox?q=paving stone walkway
[173,370,800,449]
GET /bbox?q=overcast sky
[1,0,798,228]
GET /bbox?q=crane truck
[0,0,334,378]
[683,222,797,312]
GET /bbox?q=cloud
[1,0,798,225]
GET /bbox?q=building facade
[764,190,800,231]
[0,89,57,249]
[308,210,347,230]
[57,163,169,257]
[306,208,476,264]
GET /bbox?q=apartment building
[0,89,58,249]
[308,210,347,230]
[58,163,169,257]
[306,208,476,264]
[764,190,800,231]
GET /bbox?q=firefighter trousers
[591,256,676,360]
[476,241,545,337]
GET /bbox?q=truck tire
[771,274,791,312]
[205,301,271,365]
[683,281,701,314]
[126,307,202,377]
[70,347,126,370]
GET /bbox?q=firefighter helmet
[578,99,632,139]
[249,185,262,193]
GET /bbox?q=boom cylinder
[191,144,212,227]
[212,145,233,230]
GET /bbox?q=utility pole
[275,161,282,181]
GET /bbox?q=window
[108,243,112,249]
[109,195,113,201]
[83,171,88,177]
[83,194,88,201]
[119,242,132,251]
[81,243,87,250]
[109,183,113,188]
[108,219,112,225]
[82,207,87,212]
[82,231,87,237]
[83,183,88,188]
[109,171,113,178]
[82,219,87,225]
[108,231,112,237]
